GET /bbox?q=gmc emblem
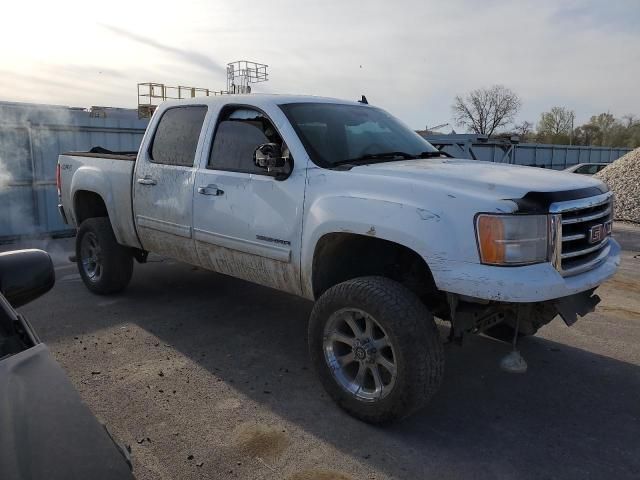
[588,220,612,244]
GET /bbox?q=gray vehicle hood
[350,159,607,203]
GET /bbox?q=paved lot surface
[8,225,640,480]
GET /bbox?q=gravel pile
[596,147,640,223]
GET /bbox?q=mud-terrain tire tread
[309,276,444,424]
[76,217,133,295]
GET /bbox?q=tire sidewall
[76,218,132,294]
[309,277,442,423]
[76,221,98,291]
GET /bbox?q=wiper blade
[330,150,451,169]
[417,150,452,158]
[332,151,418,166]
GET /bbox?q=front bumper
[433,238,621,303]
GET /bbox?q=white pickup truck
[57,95,620,423]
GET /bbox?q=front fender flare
[300,195,454,299]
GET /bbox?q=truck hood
[350,158,607,202]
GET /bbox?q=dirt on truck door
[133,105,208,264]
[191,106,306,295]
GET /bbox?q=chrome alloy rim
[80,232,102,282]
[323,308,397,402]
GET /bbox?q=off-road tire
[76,217,133,295]
[308,276,444,424]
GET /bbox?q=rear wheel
[76,218,133,294]
[309,276,444,424]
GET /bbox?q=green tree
[577,112,640,147]
[536,107,574,144]
[587,113,616,146]
[535,110,640,148]
[628,119,640,148]
[573,124,600,145]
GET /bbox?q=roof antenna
[358,95,368,104]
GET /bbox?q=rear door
[192,105,306,295]
[133,105,208,264]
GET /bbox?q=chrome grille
[549,192,613,277]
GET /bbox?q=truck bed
[58,151,141,249]
[63,146,138,161]
[63,152,137,161]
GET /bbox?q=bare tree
[514,121,534,140]
[452,85,521,136]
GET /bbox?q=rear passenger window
[150,106,207,166]
[208,107,285,174]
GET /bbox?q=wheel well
[74,190,108,225]
[311,233,447,313]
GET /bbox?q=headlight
[475,214,549,266]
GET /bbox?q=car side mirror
[254,143,286,169]
[254,143,293,180]
[0,250,55,308]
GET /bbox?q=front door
[192,105,306,295]
[133,105,208,264]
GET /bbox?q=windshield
[280,103,439,168]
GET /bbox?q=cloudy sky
[1,0,639,130]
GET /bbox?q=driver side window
[208,107,285,174]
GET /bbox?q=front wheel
[76,217,133,295]
[308,276,444,424]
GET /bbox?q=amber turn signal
[477,215,506,264]
[475,214,549,266]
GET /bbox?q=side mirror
[254,143,286,169]
[0,250,55,308]
[254,143,293,180]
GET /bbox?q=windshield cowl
[329,150,451,169]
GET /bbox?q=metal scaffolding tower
[137,60,269,118]
[226,60,269,94]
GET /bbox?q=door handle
[198,185,224,196]
[137,177,157,186]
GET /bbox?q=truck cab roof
[158,93,365,110]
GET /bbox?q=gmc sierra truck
[57,95,620,423]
